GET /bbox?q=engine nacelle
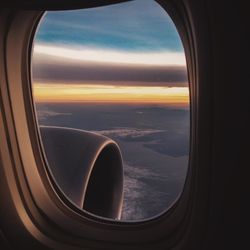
[40,126,123,219]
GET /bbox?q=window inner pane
[31,0,190,221]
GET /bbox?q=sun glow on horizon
[33,83,189,105]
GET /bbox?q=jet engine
[40,126,123,219]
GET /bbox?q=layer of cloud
[32,46,188,87]
[37,110,71,120]
[33,44,186,66]
[122,162,171,220]
[92,127,164,139]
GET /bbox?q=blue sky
[36,0,183,52]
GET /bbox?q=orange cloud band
[33,83,189,105]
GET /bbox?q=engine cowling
[40,126,123,219]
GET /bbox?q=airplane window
[31,0,189,221]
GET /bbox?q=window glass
[32,0,189,221]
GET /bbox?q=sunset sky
[32,0,189,105]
